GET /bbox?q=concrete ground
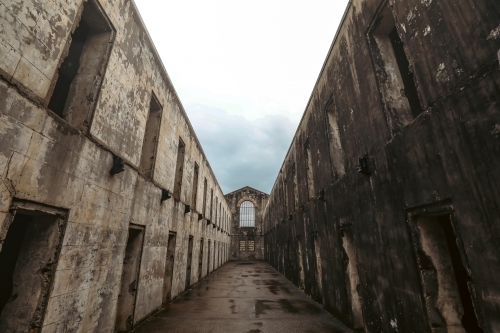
[133,261,352,333]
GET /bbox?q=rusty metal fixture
[110,156,125,175]
[161,189,171,201]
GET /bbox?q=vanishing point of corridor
[133,261,352,333]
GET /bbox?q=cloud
[133,0,350,195]
[186,103,296,194]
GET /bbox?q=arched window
[239,201,255,227]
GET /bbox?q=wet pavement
[133,261,352,333]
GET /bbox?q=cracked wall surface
[0,0,230,331]
[263,0,500,332]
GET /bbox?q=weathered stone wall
[263,0,500,332]
[0,0,230,331]
[226,187,268,260]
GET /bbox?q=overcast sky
[134,0,349,194]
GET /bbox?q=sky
[134,0,349,194]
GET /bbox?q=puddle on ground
[229,299,237,314]
[254,300,273,317]
[278,299,299,314]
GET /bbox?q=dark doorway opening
[440,217,483,332]
[415,215,483,332]
[115,225,145,332]
[185,236,194,289]
[0,202,67,332]
[207,240,211,276]
[199,239,204,280]
[340,228,364,330]
[163,232,177,303]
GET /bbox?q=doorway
[115,225,145,331]
[0,201,67,332]
[185,236,194,289]
[162,232,177,303]
[207,240,211,276]
[199,239,204,280]
[412,213,483,332]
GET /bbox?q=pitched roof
[224,186,269,196]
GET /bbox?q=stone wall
[0,0,230,331]
[263,0,500,332]
[226,186,268,260]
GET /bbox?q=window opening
[341,229,364,329]
[292,163,298,210]
[215,197,218,225]
[173,138,185,200]
[324,96,345,179]
[415,215,483,332]
[185,236,194,289]
[0,202,67,332]
[210,189,213,220]
[48,0,114,130]
[139,93,162,178]
[239,201,255,227]
[282,175,288,214]
[162,232,176,303]
[248,240,255,252]
[389,28,422,118]
[192,163,199,208]
[239,240,246,252]
[115,225,145,331]
[202,178,207,217]
[368,2,422,135]
[304,140,314,199]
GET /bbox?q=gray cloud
[186,103,297,194]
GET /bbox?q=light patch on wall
[421,0,433,7]
[423,25,431,36]
[436,63,450,83]
[390,318,398,331]
[487,24,500,40]
[491,124,500,136]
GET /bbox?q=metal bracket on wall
[110,156,125,175]
[198,213,203,221]
[184,205,191,214]
[161,189,171,201]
